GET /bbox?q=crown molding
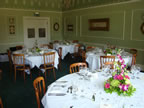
[0,8,62,13]
[63,0,141,13]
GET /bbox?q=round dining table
[53,43,77,59]
[42,70,144,108]
[12,48,59,69]
[86,49,132,71]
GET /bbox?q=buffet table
[42,70,144,108]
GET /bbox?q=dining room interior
[0,0,144,108]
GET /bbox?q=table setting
[42,52,144,108]
[86,47,132,71]
[12,47,59,69]
[53,40,78,59]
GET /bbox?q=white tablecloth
[42,71,144,108]
[53,43,77,59]
[13,49,59,69]
[86,50,132,71]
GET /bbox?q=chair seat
[39,64,54,69]
[16,64,30,69]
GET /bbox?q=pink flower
[117,54,121,58]
[121,70,124,75]
[121,64,126,69]
[117,75,123,80]
[119,84,123,90]
[105,83,110,89]
[125,75,130,79]
[122,84,129,91]
[113,74,118,80]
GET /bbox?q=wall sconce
[34,12,40,17]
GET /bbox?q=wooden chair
[7,50,14,74]
[0,97,3,108]
[81,50,86,62]
[40,44,53,49]
[131,54,137,66]
[16,45,23,50]
[0,69,2,80]
[33,77,46,108]
[74,44,81,57]
[72,40,79,43]
[130,49,137,55]
[86,46,96,51]
[40,52,56,79]
[100,56,115,69]
[58,47,62,70]
[54,40,59,43]
[70,62,87,74]
[13,54,31,82]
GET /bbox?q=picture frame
[140,22,144,34]
[53,23,59,31]
[89,18,109,31]
[67,24,73,31]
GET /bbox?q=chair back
[58,47,62,59]
[131,54,137,65]
[13,54,25,67]
[70,62,87,74]
[81,50,86,62]
[100,56,115,69]
[54,40,59,43]
[33,77,46,108]
[130,49,137,55]
[72,40,79,43]
[43,52,55,66]
[0,97,3,108]
[7,50,13,65]
[86,46,95,51]
[0,69,2,80]
[16,45,23,50]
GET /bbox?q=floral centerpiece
[104,53,136,96]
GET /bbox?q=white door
[23,17,50,48]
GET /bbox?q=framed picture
[9,17,15,24]
[9,25,15,34]
[53,23,59,31]
[67,24,73,31]
[141,22,144,34]
[89,18,109,31]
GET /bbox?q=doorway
[23,17,50,48]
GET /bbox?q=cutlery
[48,93,66,96]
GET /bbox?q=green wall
[0,0,144,66]
[62,0,144,65]
[0,0,63,53]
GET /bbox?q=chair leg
[0,70,2,80]
[45,70,46,79]
[53,68,56,80]
[23,71,25,82]
[14,66,16,82]
[30,69,32,79]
